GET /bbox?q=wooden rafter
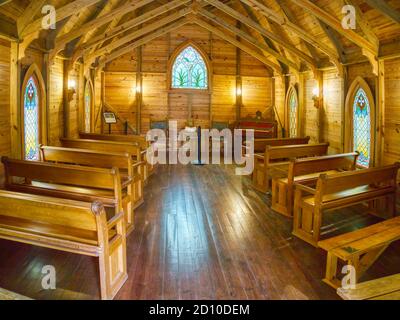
[86,6,193,62]
[203,0,316,70]
[344,0,379,48]
[198,8,298,70]
[192,17,282,75]
[81,0,190,51]
[364,0,400,25]
[99,18,189,67]
[54,0,156,55]
[21,0,103,38]
[290,0,378,55]
[241,0,340,61]
[17,0,47,35]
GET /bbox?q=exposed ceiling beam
[364,0,400,25]
[54,0,155,54]
[241,0,340,61]
[17,0,47,35]
[192,17,282,75]
[21,0,104,38]
[290,0,378,55]
[344,0,379,48]
[81,0,190,51]
[100,17,189,67]
[86,6,192,62]
[0,0,12,7]
[203,0,316,70]
[198,8,298,70]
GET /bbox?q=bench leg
[322,252,341,289]
[98,226,128,300]
[355,245,389,280]
[292,192,318,246]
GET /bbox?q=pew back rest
[2,157,119,190]
[266,143,329,162]
[316,163,400,196]
[60,138,141,159]
[290,152,359,180]
[0,190,99,233]
[254,136,310,153]
[40,146,132,171]
[79,132,148,150]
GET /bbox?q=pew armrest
[294,183,317,195]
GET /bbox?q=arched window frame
[84,79,94,133]
[20,64,47,160]
[167,41,212,93]
[345,76,376,168]
[285,85,299,138]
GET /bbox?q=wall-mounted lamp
[236,87,242,96]
[67,79,76,101]
[312,86,322,108]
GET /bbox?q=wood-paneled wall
[104,25,272,133]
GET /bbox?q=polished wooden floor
[0,164,399,300]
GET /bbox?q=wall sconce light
[236,87,242,96]
[312,86,322,108]
[67,79,76,101]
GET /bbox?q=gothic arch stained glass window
[172,46,208,89]
[288,89,298,137]
[23,76,40,160]
[353,88,371,168]
[84,82,92,133]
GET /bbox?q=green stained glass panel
[172,46,208,89]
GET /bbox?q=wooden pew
[0,190,127,300]
[252,143,329,192]
[78,132,155,176]
[337,274,400,300]
[2,157,134,234]
[253,136,311,153]
[60,138,149,182]
[272,152,359,217]
[40,145,144,209]
[293,163,400,247]
[319,217,400,289]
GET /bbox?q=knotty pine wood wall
[103,25,273,133]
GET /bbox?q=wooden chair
[293,163,400,247]
[0,190,127,300]
[252,143,329,192]
[272,152,359,217]
[337,273,400,300]
[319,217,400,289]
[40,145,144,210]
[60,138,149,182]
[78,132,154,176]
[2,157,134,234]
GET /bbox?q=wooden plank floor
[0,164,399,300]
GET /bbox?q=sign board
[103,112,117,124]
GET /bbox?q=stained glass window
[23,76,40,161]
[289,89,298,137]
[84,84,92,133]
[172,46,208,89]
[353,88,371,168]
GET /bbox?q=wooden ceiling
[0,0,399,76]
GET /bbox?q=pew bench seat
[0,191,127,299]
[337,274,400,300]
[318,216,400,289]
[293,164,399,247]
[301,184,395,208]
